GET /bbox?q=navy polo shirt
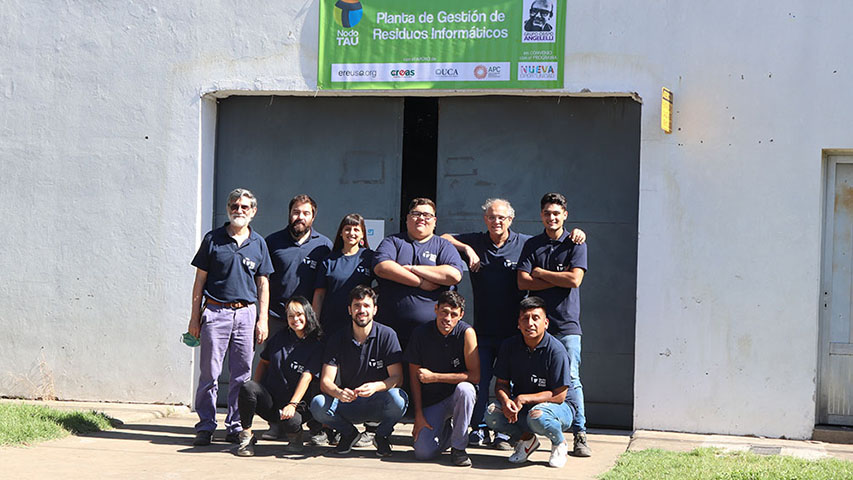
[453,230,531,339]
[314,248,375,334]
[266,226,332,317]
[404,320,472,407]
[373,233,465,342]
[494,332,570,398]
[517,230,588,336]
[191,225,274,303]
[323,321,402,389]
[259,329,323,407]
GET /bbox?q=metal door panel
[436,96,640,427]
[819,158,853,425]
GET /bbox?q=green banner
[318,0,565,90]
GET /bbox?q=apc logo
[391,69,416,78]
[334,0,363,28]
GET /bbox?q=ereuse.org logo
[334,0,363,28]
[518,62,558,81]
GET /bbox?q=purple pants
[195,303,255,434]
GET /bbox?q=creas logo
[334,0,363,28]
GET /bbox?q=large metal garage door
[436,96,640,428]
[213,96,404,405]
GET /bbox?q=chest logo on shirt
[451,357,461,368]
[367,358,385,369]
[290,361,305,373]
[503,259,517,269]
[242,257,257,271]
[421,251,437,263]
[555,263,566,272]
[530,374,547,387]
[302,257,318,269]
[356,265,370,275]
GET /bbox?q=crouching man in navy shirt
[485,296,576,468]
[405,291,479,466]
[309,285,408,457]
[188,188,274,446]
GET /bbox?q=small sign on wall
[661,87,673,134]
[365,219,385,248]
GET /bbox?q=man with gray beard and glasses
[188,188,274,446]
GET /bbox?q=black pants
[238,380,313,433]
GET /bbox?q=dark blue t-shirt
[323,321,402,389]
[266,226,332,317]
[453,231,530,339]
[494,332,570,398]
[517,230,588,336]
[404,320,472,407]
[373,233,465,342]
[259,329,323,408]
[191,225,274,303]
[314,248,374,334]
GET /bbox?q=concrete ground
[2,399,852,479]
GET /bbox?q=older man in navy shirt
[441,198,585,449]
[485,296,576,468]
[309,285,408,457]
[266,194,332,323]
[374,198,465,348]
[188,188,274,446]
[517,192,590,457]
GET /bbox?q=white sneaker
[548,441,569,468]
[508,435,540,464]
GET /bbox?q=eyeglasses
[486,215,510,222]
[530,7,550,17]
[408,211,436,220]
[229,204,252,212]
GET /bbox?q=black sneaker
[193,430,212,446]
[261,422,284,440]
[373,434,393,457]
[572,432,592,457]
[334,429,360,454]
[492,433,513,451]
[224,432,240,443]
[451,447,472,466]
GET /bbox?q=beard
[230,215,250,228]
[290,220,310,237]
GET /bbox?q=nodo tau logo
[334,0,363,28]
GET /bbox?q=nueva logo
[334,0,363,28]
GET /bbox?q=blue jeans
[195,304,255,434]
[556,334,585,433]
[413,382,476,459]
[470,335,502,430]
[309,389,408,438]
[484,401,575,445]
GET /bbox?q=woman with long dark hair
[312,213,375,333]
[235,296,323,456]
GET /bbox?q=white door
[819,154,853,425]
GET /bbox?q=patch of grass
[600,448,853,480]
[0,403,114,446]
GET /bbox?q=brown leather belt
[205,298,249,309]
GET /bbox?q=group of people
[188,189,590,467]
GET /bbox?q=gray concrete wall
[1,0,850,438]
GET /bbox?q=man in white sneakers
[484,296,577,468]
